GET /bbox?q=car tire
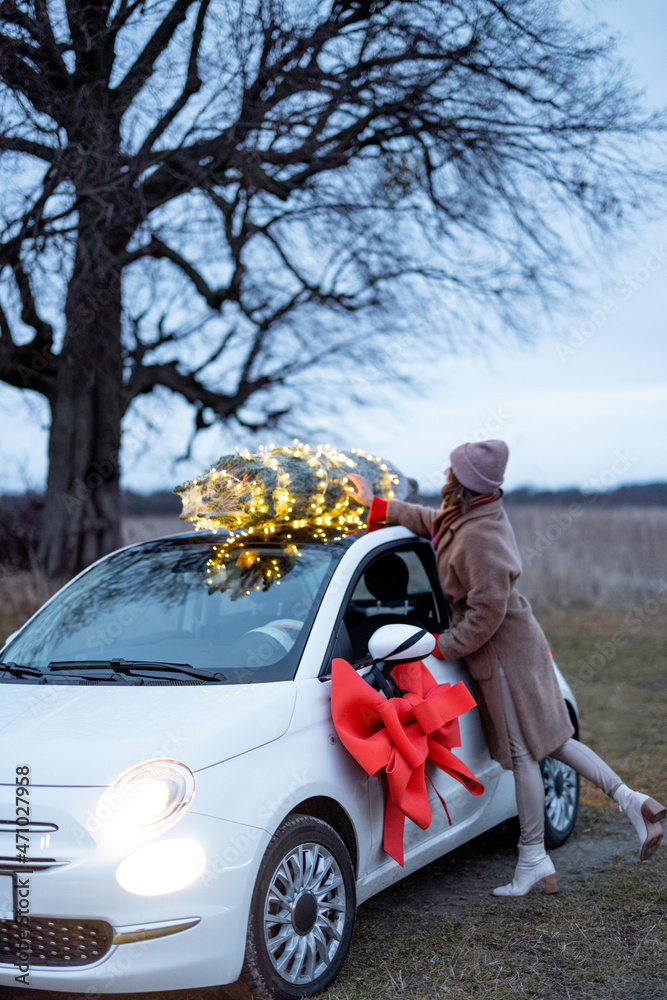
[237,815,356,1000]
[541,755,580,848]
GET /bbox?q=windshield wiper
[0,661,44,678]
[47,659,227,683]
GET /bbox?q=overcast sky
[341,0,667,494]
[1,0,666,496]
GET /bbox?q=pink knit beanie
[449,439,509,494]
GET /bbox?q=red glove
[367,496,388,532]
[431,633,446,659]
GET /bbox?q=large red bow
[331,657,485,865]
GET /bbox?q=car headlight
[95,759,195,842]
[116,838,206,895]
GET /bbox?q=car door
[326,538,498,870]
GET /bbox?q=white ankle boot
[492,843,559,897]
[613,784,666,860]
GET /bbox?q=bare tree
[0,0,662,576]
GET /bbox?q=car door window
[343,545,447,664]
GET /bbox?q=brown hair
[440,471,480,513]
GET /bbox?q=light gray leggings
[498,668,623,845]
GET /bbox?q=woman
[345,439,665,895]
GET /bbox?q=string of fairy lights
[174,441,403,594]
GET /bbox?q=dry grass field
[507,505,667,610]
[0,507,665,1000]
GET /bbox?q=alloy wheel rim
[543,757,578,832]
[263,842,346,985]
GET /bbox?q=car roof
[120,528,362,553]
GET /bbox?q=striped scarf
[431,490,503,548]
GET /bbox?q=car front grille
[0,916,113,966]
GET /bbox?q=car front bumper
[0,801,270,992]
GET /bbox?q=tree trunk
[38,233,125,578]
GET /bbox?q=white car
[0,526,579,998]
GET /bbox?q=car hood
[0,681,297,785]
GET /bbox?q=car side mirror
[368,623,436,662]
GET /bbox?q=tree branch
[0,33,54,114]
[191,325,239,376]
[128,358,272,422]
[0,0,70,108]
[33,0,70,80]
[0,134,58,161]
[108,0,145,33]
[0,165,64,264]
[0,0,43,43]
[0,296,12,341]
[0,291,57,397]
[138,0,210,156]
[139,138,291,211]
[125,236,240,309]
[111,0,199,113]
[13,257,54,353]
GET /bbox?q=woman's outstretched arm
[345,474,436,539]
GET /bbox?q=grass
[327,882,667,1000]
[325,860,667,1000]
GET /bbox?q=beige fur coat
[385,498,574,769]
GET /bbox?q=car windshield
[3,536,342,683]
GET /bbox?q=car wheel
[541,755,580,847]
[240,815,356,1000]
